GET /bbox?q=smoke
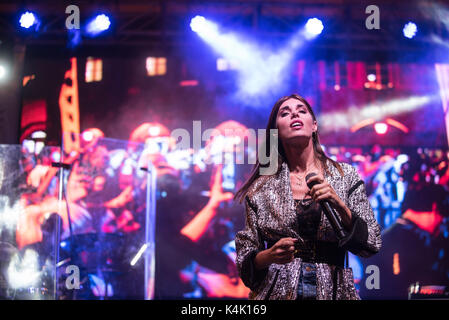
[191,16,309,104]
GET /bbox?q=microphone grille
[305,172,317,181]
[305,172,318,188]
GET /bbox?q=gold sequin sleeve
[235,196,268,291]
[344,163,382,257]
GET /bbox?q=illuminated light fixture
[146,57,166,76]
[352,118,409,134]
[190,15,219,39]
[393,252,400,275]
[367,73,376,82]
[374,122,388,135]
[191,15,306,100]
[304,18,324,39]
[385,118,409,133]
[31,131,46,139]
[85,57,102,82]
[23,74,36,86]
[130,244,148,266]
[19,11,37,29]
[86,14,111,36]
[192,14,327,100]
[403,22,417,39]
[334,84,341,91]
[350,118,376,132]
[0,65,6,80]
[179,80,199,86]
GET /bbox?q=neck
[283,138,317,174]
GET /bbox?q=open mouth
[290,120,303,129]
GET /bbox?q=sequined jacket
[235,160,382,300]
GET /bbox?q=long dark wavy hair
[234,94,343,202]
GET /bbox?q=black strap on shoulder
[347,180,364,198]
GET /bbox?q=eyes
[280,110,307,117]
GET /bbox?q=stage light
[19,11,37,29]
[146,57,166,76]
[86,14,111,36]
[367,73,376,82]
[190,15,206,32]
[31,131,46,139]
[305,18,324,38]
[374,122,388,135]
[403,22,417,39]
[190,15,219,39]
[191,16,305,100]
[85,57,102,82]
[0,65,6,80]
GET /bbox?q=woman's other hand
[254,237,298,269]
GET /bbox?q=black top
[294,198,321,242]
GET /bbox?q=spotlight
[190,15,218,39]
[190,15,206,32]
[305,18,324,38]
[86,14,111,36]
[374,122,388,135]
[367,74,376,82]
[403,22,417,39]
[19,11,37,29]
[190,15,304,99]
[0,65,6,80]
